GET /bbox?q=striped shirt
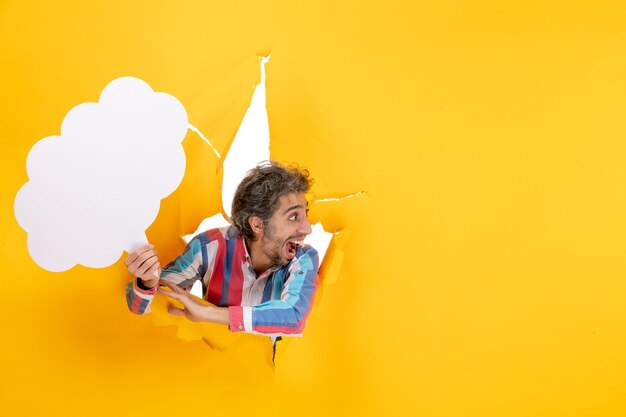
[126,225,319,336]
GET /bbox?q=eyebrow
[283,203,308,215]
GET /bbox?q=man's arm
[156,246,320,336]
[157,280,230,324]
[230,245,319,336]
[125,237,205,315]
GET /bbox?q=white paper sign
[14,77,188,272]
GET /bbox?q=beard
[261,222,300,268]
[261,223,285,267]
[268,251,286,268]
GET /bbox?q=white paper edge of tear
[184,56,333,297]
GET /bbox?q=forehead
[276,192,308,212]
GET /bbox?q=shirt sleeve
[126,236,206,315]
[229,245,319,336]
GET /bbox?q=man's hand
[125,244,161,289]
[158,280,211,322]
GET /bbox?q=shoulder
[297,243,318,257]
[290,244,320,270]
[190,225,237,245]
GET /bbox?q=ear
[248,216,264,238]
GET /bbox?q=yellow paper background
[2,1,626,416]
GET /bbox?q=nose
[299,217,312,235]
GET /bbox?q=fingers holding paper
[125,244,161,288]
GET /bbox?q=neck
[245,237,273,275]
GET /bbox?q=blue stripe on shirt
[251,246,319,328]
[261,274,274,303]
[198,232,210,278]
[219,237,236,306]
[137,297,150,314]
[161,238,202,278]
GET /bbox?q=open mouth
[285,237,305,258]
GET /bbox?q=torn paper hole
[184,56,334,299]
[14,77,188,272]
[221,56,271,219]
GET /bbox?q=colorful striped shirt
[125,225,319,336]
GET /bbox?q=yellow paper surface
[2,1,626,416]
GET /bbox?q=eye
[288,213,297,221]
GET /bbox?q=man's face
[260,192,312,267]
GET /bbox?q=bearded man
[125,161,318,336]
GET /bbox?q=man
[125,161,319,336]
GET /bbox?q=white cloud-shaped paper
[14,77,188,272]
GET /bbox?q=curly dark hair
[231,161,313,241]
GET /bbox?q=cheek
[274,222,294,237]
